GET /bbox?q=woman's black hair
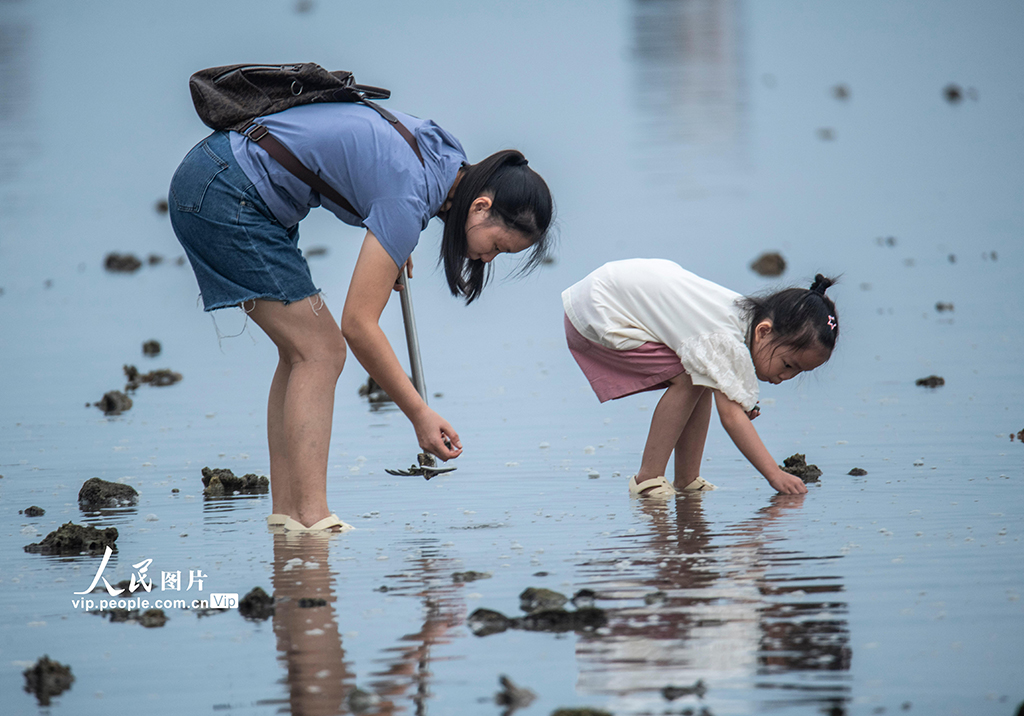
[741,274,840,355]
[440,149,554,304]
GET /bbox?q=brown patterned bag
[189,63,390,132]
[187,63,422,218]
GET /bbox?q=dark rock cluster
[201,467,270,496]
[24,522,118,555]
[780,454,822,482]
[239,587,275,620]
[23,656,74,705]
[468,587,607,637]
[79,477,139,508]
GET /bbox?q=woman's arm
[341,231,462,460]
[713,391,807,494]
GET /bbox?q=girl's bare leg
[247,297,347,527]
[673,387,711,489]
[635,372,705,494]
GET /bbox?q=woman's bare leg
[265,356,292,512]
[635,372,705,494]
[247,296,347,527]
[673,387,711,489]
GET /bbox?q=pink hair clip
[827,315,837,330]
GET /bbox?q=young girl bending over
[562,259,839,497]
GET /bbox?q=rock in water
[916,375,945,388]
[644,590,668,606]
[750,251,786,277]
[138,609,168,628]
[201,467,269,496]
[347,687,383,713]
[104,252,142,273]
[467,608,512,636]
[572,588,597,608]
[662,679,708,701]
[452,570,492,583]
[495,675,536,712]
[24,522,118,555]
[124,364,182,389]
[780,453,823,482]
[358,375,392,403]
[238,587,275,620]
[516,608,576,633]
[519,587,568,613]
[23,656,74,706]
[516,606,608,633]
[79,477,139,508]
[95,390,132,415]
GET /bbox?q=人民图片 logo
[70,546,235,612]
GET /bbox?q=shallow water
[1,1,1023,714]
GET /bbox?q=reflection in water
[632,0,747,189]
[201,492,266,526]
[267,534,465,715]
[270,532,352,716]
[367,541,466,715]
[0,1,35,196]
[575,495,850,713]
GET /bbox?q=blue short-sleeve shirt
[229,102,466,268]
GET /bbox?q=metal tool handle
[397,272,427,403]
[394,271,455,475]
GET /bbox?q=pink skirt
[564,314,686,403]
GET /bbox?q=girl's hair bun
[810,273,835,295]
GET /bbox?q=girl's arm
[713,392,807,494]
[341,231,462,460]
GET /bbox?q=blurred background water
[1,1,1022,714]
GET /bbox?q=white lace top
[562,259,759,410]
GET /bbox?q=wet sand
[1,1,1023,714]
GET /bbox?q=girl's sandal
[627,475,678,498]
[681,476,717,491]
[282,513,355,533]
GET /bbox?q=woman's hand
[393,258,413,291]
[766,469,808,495]
[746,404,761,420]
[412,407,462,461]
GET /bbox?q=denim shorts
[168,131,319,311]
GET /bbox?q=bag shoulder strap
[361,98,424,165]
[244,124,361,218]
[241,101,425,220]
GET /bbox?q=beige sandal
[681,476,717,491]
[282,513,354,533]
[627,475,678,498]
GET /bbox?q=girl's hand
[413,407,463,461]
[746,405,761,420]
[766,469,808,495]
